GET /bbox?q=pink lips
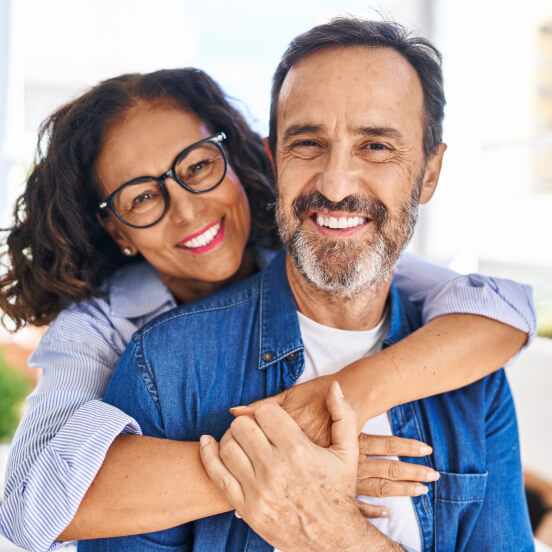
[178,218,225,255]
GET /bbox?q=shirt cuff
[0,401,140,552]
[417,275,536,366]
[417,275,536,338]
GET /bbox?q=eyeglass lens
[113,142,225,227]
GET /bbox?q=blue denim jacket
[79,251,533,552]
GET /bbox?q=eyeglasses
[98,132,227,228]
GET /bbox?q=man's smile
[309,212,371,236]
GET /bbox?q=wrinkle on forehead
[277,45,425,143]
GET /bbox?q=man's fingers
[356,500,390,519]
[326,381,358,456]
[358,457,440,483]
[253,402,307,449]
[358,433,432,458]
[357,477,429,498]
[230,392,286,417]
[228,414,273,465]
[199,435,245,509]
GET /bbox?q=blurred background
[0,0,551,549]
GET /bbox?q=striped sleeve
[0,304,141,552]
[394,253,536,341]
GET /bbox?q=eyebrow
[282,124,324,142]
[354,126,404,140]
[282,124,404,142]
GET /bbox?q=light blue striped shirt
[0,254,536,552]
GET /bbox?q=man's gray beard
[276,179,422,299]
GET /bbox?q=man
[85,18,533,551]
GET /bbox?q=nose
[317,145,361,203]
[164,178,200,224]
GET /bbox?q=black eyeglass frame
[97,132,228,229]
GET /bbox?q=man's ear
[418,143,447,204]
[263,137,276,175]
[96,212,133,252]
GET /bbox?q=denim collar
[257,250,416,369]
[108,262,176,319]
[258,251,304,369]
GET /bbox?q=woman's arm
[58,435,230,540]
[235,254,535,440]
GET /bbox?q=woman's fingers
[357,477,430,498]
[356,456,439,498]
[358,456,439,483]
[356,500,389,519]
[358,433,432,457]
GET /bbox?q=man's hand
[231,379,438,509]
[200,382,402,552]
[230,375,334,446]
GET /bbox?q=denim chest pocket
[434,471,488,552]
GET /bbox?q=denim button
[262,351,273,362]
[287,352,298,360]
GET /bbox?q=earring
[122,247,133,256]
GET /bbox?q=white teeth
[182,221,221,249]
[315,214,366,229]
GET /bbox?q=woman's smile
[178,217,225,253]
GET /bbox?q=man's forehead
[277,45,425,136]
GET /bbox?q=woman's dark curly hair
[0,68,277,330]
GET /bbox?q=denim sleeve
[90,337,193,551]
[465,372,534,551]
[395,253,536,343]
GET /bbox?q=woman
[0,68,533,551]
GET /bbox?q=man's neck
[285,254,392,331]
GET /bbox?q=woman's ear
[96,212,134,254]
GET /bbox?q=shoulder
[30,262,172,366]
[136,270,264,341]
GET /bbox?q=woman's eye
[189,160,209,174]
[132,192,153,205]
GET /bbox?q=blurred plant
[0,349,31,441]
[536,296,552,339]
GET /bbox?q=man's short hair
[268,17,446,159]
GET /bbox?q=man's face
[275,45,444,296]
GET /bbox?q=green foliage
[0,351,31,441]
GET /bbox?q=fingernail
[415,484,429,495]
[235,511,242,519]
[426,470,440,481]
[335,381,344,398]
[380,509,389,517]
[419,444,432,455]
[230,406,247,412]
[200,435,211,448]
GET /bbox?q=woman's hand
[355,434,438,518]
[230,375,336,446]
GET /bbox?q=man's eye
[296,140,320,147]
[367,143,387,151]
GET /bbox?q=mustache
[292,191,388,229]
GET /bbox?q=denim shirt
[79,251,534,552]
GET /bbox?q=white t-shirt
[274,310,422,552]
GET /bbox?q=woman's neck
[162,248,257,305]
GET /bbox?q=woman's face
[95,102,251,300]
